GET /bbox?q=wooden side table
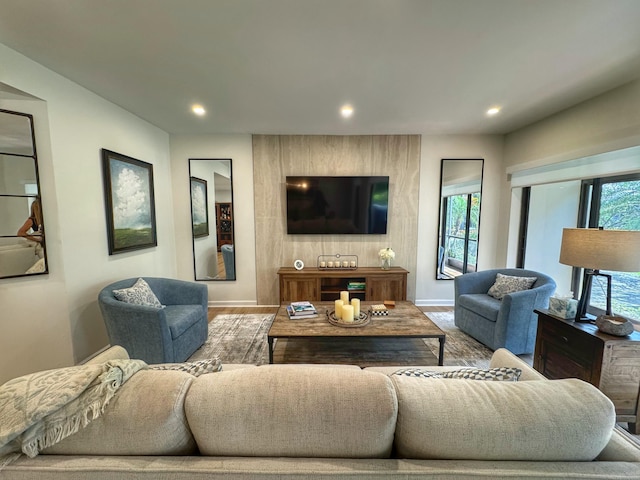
[534,309,640,433]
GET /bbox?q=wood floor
[207,305,452,321]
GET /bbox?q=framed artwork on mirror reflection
[101,149,157,255]
[190,177,209,238]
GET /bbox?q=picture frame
[190,176,209,237]
[101,149,157,255]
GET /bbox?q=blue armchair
[454,268,556,354]
[98,277,208,364]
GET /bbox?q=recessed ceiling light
[192,104,206,116]
[486,106,501,116]
[340,104,354,118]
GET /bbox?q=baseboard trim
[414,299,455,307]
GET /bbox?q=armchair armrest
[145,277,208,309]
[98,296,174,363]
[454,270,500,296]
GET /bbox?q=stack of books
[286,301,318,319]
[347,282,366,291]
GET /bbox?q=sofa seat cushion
[391,377,615,461]
[185,365,398,458]
[43,370,197,455]
[165,305,204,338]
[457,293,501,322]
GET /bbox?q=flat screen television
[286,176,389,234]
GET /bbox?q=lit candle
[342,304,354,323]
[319,261,326,268]
[334,299,344,319]
[340,291,349,304]
[342,261,349,268]
[327,261,334,268]
[350,261,356,268]
[351,298,360,317]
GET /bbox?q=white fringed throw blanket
[0,359,146,468]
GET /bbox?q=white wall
[170,134,257,305]
[415,135,504,305]
[499,79,640,267]
[0,43,175,382]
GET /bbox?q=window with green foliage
[582,176,640,320]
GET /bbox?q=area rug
[187,311,532,368]
[424,311,533,368]
[188,314,273,364]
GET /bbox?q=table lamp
[559,228,640,322]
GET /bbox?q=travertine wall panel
[253,135,420,304]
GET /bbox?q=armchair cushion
[113,278,163,308]
[487,273,537,300]
[457,293,501,322]
[165,305,205,338]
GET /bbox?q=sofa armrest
[489,348,546,381]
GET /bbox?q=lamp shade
[559,228,640,272]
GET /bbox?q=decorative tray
[326,310,370,328]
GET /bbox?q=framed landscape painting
[101,149,157,255]
[190,176,209,237]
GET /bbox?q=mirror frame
[188,158,235,281]
[436,158,483,280]
[0,108,48,279]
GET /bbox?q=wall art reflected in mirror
[189,158,235,281]
[436,159,483,280]
[0,108,48,279]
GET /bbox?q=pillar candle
[340,290,349,304]
[342,304,354,323]
[334,299,344,319]
[351,298,360,317]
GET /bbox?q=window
[578,175,640,320]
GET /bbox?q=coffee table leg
[438,337,445,366]
[268,337,274,364]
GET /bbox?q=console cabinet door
[367,274,406,301]
[280,277,320,303]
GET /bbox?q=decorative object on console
[378,247,395,270]
[317,253,357,269]
[595,315,635,337]
[559,228,640,322]
[293,259,304,270]
[548,292,579,319]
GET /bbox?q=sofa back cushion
[392,377,615,461]
[185,366,398,458]
[43,370,197,455]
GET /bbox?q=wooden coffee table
[268,301,446,365]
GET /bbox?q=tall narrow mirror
[189,158,235,280]
[436,159,483,280]
[0,108,48,279]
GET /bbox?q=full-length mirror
[189,158,235,280]
[436,159,483,280]
[0,108,48,279]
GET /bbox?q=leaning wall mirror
[436,158,483,280]
[0,108,48,279]
[189,158,235,281]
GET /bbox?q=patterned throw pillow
[113,278,163,308]
[150,358,222,377]
[487,273,537,300]
[393,367,521,381]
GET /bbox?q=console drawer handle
[560,336,569,343]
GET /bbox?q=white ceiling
[1,0,640,136]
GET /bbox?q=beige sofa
[2,346,640,479]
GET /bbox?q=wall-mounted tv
[286,176,389,234]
